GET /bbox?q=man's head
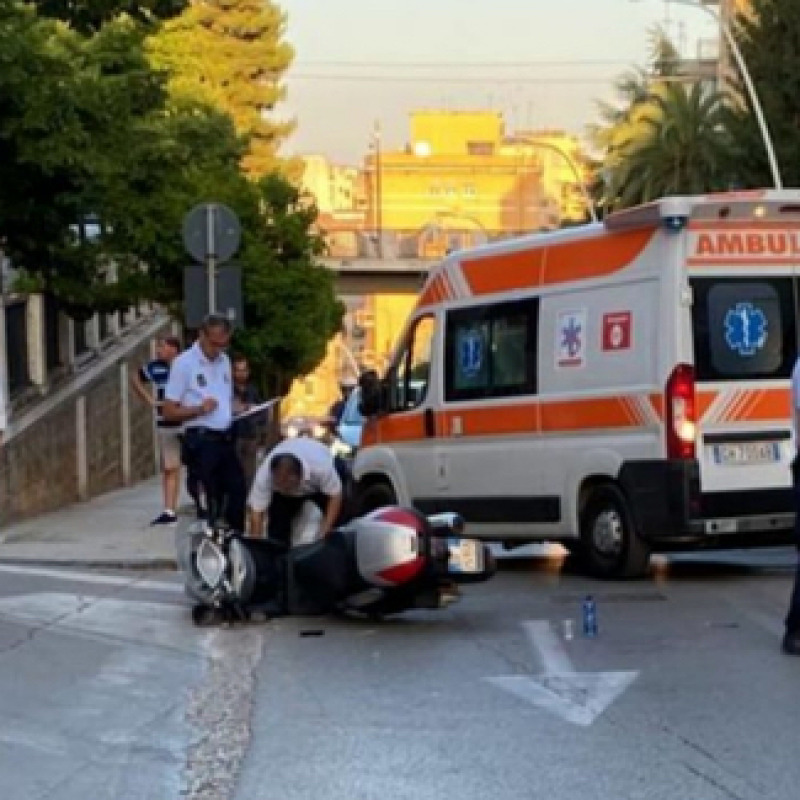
[199,314,232,360]
[270,453,304,495]
[156,335,181,362]
[232,354,250,386]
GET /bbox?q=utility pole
[374,120,383,259]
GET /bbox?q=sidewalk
[0,477,180,570]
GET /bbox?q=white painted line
[524,620,573,674]
[0,564,182,593]
[487,619,639,727]
[0,592,206,654]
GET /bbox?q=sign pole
[206,204,217,313]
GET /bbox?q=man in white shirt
[783,357,800,655]
[163,314,247,531]
[248,436,343,545]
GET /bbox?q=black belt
[184,427,234,443]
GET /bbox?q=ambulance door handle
[424,408,436,438]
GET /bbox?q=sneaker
[151,510,178,526]
[781,633,800,656]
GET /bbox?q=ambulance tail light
[666,364,696,460]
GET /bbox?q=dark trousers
[785,460,800,634]
[267,491,330,546]
[183,432,246,531]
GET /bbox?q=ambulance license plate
[713,442,780,466]
[447,538,484,574]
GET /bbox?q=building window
[467,141,494,156]
[463,184,477,197]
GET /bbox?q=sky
[275,0,719,166]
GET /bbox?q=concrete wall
[0,318,170,527]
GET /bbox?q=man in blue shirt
[132,335,182,525]
[163,314,246,531]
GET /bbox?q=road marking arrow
[486,620,638,726]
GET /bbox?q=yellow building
[361,111,592,259]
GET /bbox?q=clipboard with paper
[233,397,281,421]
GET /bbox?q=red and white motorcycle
[177,505,496,623]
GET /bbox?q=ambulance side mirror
[358,370,384,416]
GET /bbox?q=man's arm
[162,357,217,423]
[247,461,271,538]
[319,492,343,537]
[248,508,267,538]
[131,366,155,408]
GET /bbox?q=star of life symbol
[459,330,483,377]
[561,317,582,358]
[557,309,586,368]
[724,302,767,357]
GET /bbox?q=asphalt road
[1,548,798,800]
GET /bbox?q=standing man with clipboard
[163,314,247,531]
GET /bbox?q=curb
[0,557,178,571]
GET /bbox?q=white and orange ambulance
[353,191,800,577]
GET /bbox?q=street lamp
[640,0,783,189]
[509,136,599,224]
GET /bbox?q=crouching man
[247,436,343,546]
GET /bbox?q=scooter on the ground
[175,502,496,624]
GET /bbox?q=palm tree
[611,82,732,207]
[588,27,733,211]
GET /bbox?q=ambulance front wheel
[580,484,650,579]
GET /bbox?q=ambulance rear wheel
[580,484,650,579]
[357,482,397,515]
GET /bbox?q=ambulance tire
[580,484,650,579]
[357,482,397,516]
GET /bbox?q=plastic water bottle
[582,595,598,637]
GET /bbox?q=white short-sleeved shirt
[248,437,342,512]
[164,342,233,431]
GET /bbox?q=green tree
[605,82,731,208]
[589,28,685,210]
[233,174,345,395]
[728,0,800,189]
[33,0,186,33]
[148,0,294,177]
[0,7,168,315]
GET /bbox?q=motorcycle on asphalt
[176,503,496,624]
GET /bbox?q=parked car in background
[337,387,365,450]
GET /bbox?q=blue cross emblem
[459,330,483,377]
[724,302,767,357]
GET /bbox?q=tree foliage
[0,1,343,389]
[233,175,344,395]
[148,0,294,176]
[727,0,800,189]
[590,28,733,210]
[33,0,186,32]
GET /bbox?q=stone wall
[0,320,169,527]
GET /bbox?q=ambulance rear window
[690,277,796,381]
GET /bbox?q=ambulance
[353,191,800,578]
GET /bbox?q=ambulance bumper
[619,459,796,547]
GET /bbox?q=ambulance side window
[387,315,435,411]
[444,298,538,400]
